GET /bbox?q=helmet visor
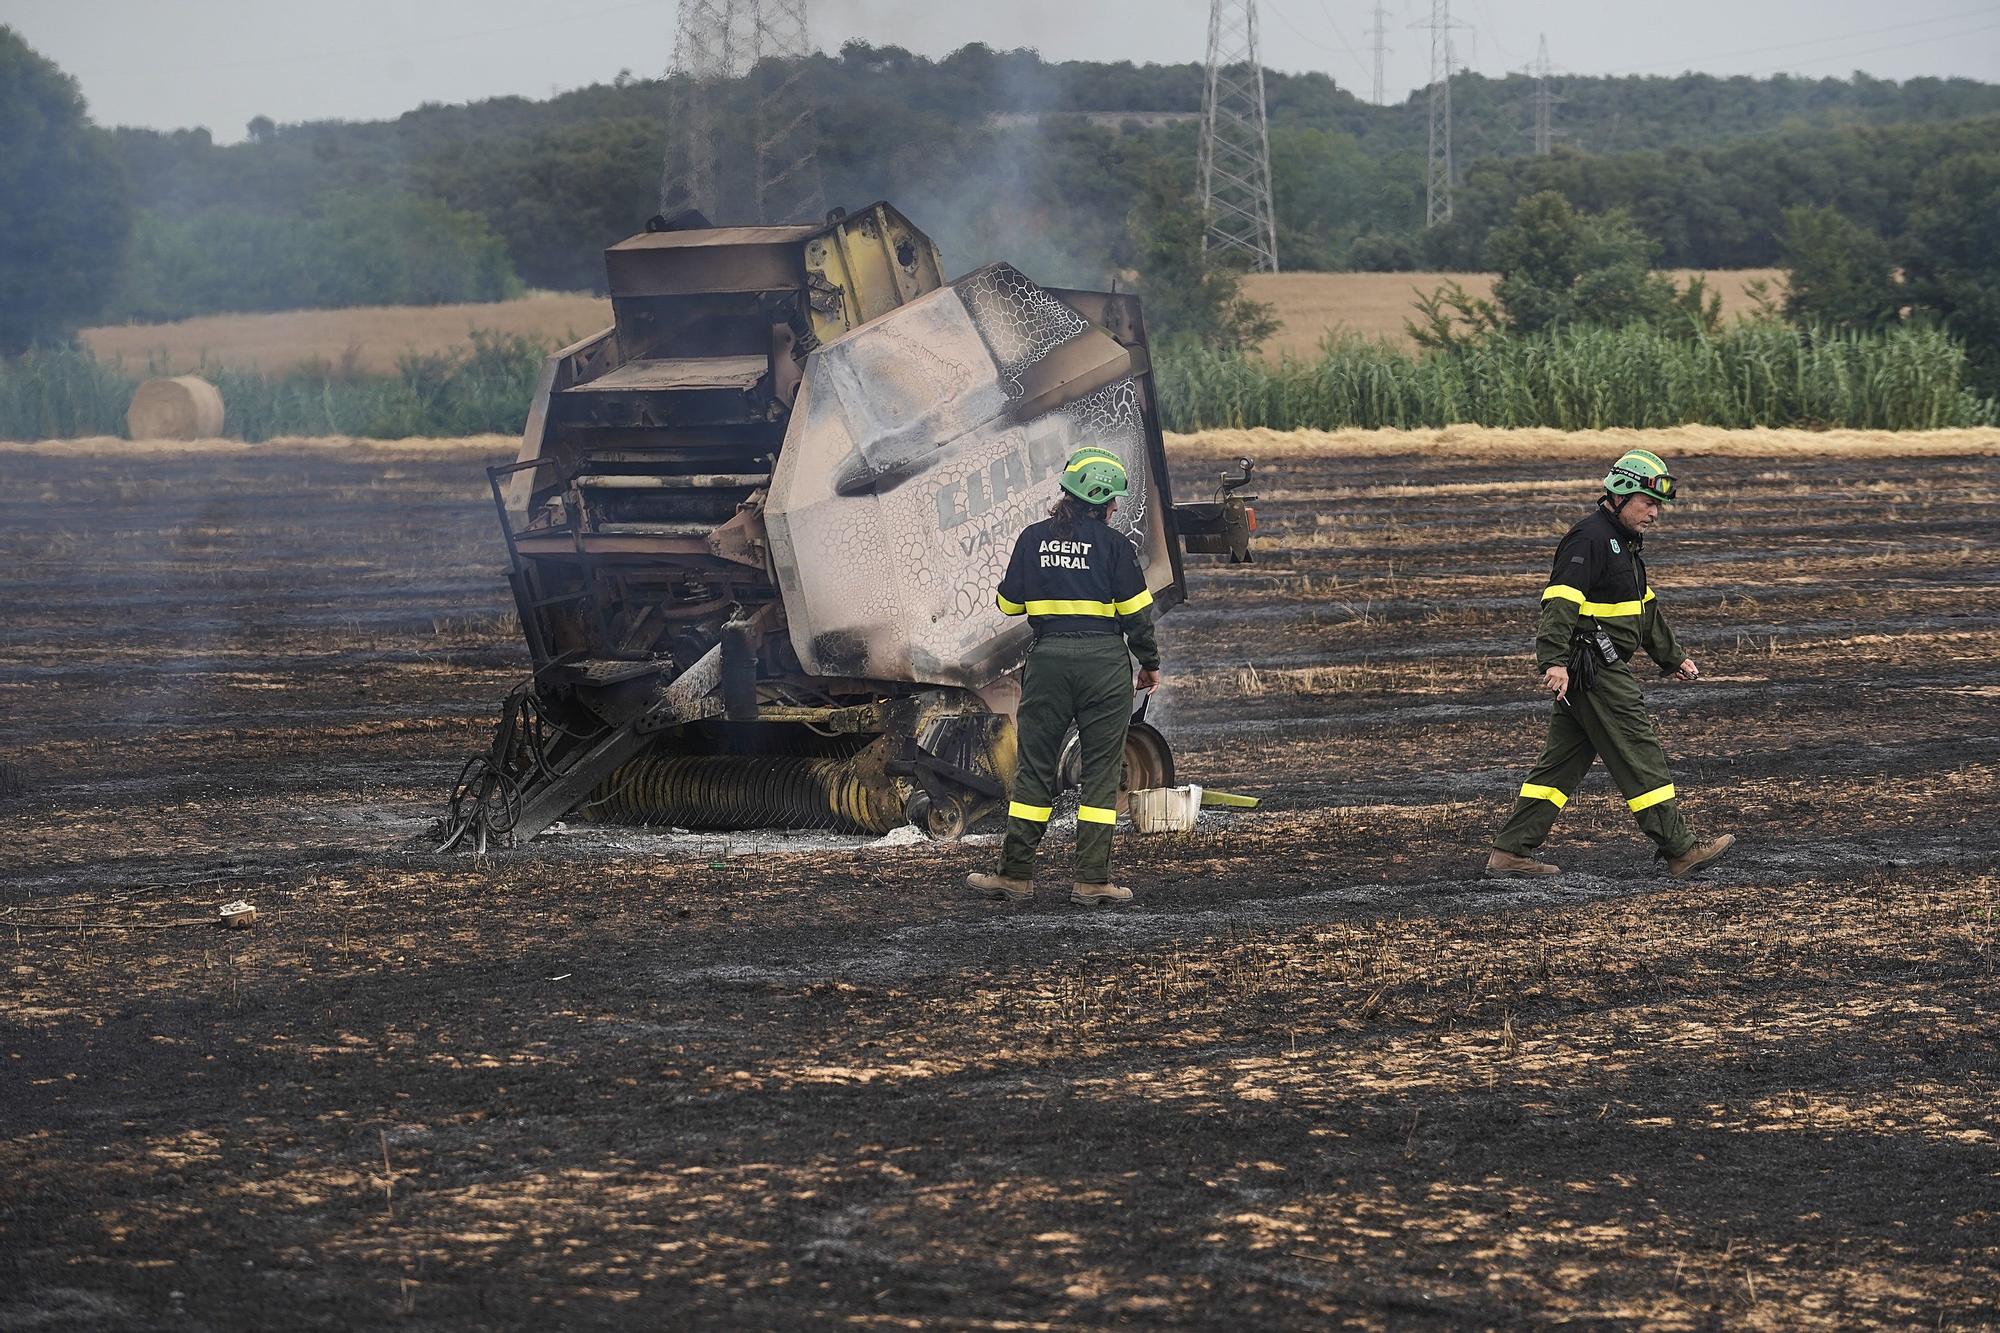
[1612,465,1677,501]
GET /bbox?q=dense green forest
[94,40,2000,312]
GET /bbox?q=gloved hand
[1566,635,1601,696]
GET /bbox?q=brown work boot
[1070,882,1134,907]
[1485,849,1559,878]
[966,871,1033,902]
[1666,833,1736,879]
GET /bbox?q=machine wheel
[1058,721,1176,814]
[924,799,969,840]
[905,789,972,841]
[1118,723,1175,812]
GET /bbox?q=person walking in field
[1486,449,1736,879]
[966,446,1162,907]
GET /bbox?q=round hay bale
[126,376,225,440]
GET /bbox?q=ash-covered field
[2,430,1996,1329]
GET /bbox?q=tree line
[5,23,1999,356]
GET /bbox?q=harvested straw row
[1168,425,2000,460]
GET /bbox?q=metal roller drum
[586,751,902,834]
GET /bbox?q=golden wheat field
[80,291,613,377]
[80,270,1785,375]
[1169,423,2000,459]
[1240,268,1784,359]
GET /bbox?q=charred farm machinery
[439,202,1255,851]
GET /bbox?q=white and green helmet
[1602,449,1678,504]
[1059,446,1129,505]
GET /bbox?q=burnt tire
[1058,722,1176,814]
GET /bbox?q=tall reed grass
[0,332,550,442]
[4,320,1992,441]
[1154,322,1997,433]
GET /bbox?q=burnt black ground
[1,437,1996,1330]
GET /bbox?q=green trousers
[999,636,1134,884]
[1492,659,1696,859]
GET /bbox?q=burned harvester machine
[441,203,1254,850]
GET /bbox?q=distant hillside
[96,44,1999,316]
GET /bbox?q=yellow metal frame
[801,202,947,345]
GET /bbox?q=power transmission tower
[1526,33,1565,156]
[751,0,826,224]
[1198,0,1280,273]
[1413,0,1464,227]
[660,0,824,225]
[1366,2,1391,107]
[660,0,744,221]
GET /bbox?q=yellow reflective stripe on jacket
[1008,801,1053,822]
[1077,804,1117,825]
[1627,783,1676,812]
[1114,588,1153,615]
[1519,783,1568,808]
[1541,585,1657,618]
[1023,598,1117,617]
[996,592,1025,616]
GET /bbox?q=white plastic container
[1128,784,1203,834]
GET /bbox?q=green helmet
[1059,446,1129,504]
[1602,448,1678,504]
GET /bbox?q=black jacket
[996,515,1160,670]
[1535,505,1686,672]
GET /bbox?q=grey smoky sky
[4,0,1996,141]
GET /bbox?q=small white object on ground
[1128,785,1204,834]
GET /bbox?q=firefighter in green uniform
[966,446,1162,907]
[1486,449,1737,878]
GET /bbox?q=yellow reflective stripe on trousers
[1542,585,1658,618]
[996,592,1025,616]
[1008,801,1053,822]
[1024,599,1117,617]
[1114,587,1153,615]
[1077,805,1117,825]
[1628,783,1676,812]
[1519,783,1568,808]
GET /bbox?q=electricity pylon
[1413,0,1465,227]
[1198,0,1280,272]
[750,0,826,224]
[1526,33,1565,156]
[1366,2,1392,107]
[660,0,824,225]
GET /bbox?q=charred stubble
[0,435,1995,1329]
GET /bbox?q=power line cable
[1606,6,1996,77]
[1466,0,1524,67]
[1261,0,1373,86]
[1311,0,1379,83]
[1742,19,2000,76]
